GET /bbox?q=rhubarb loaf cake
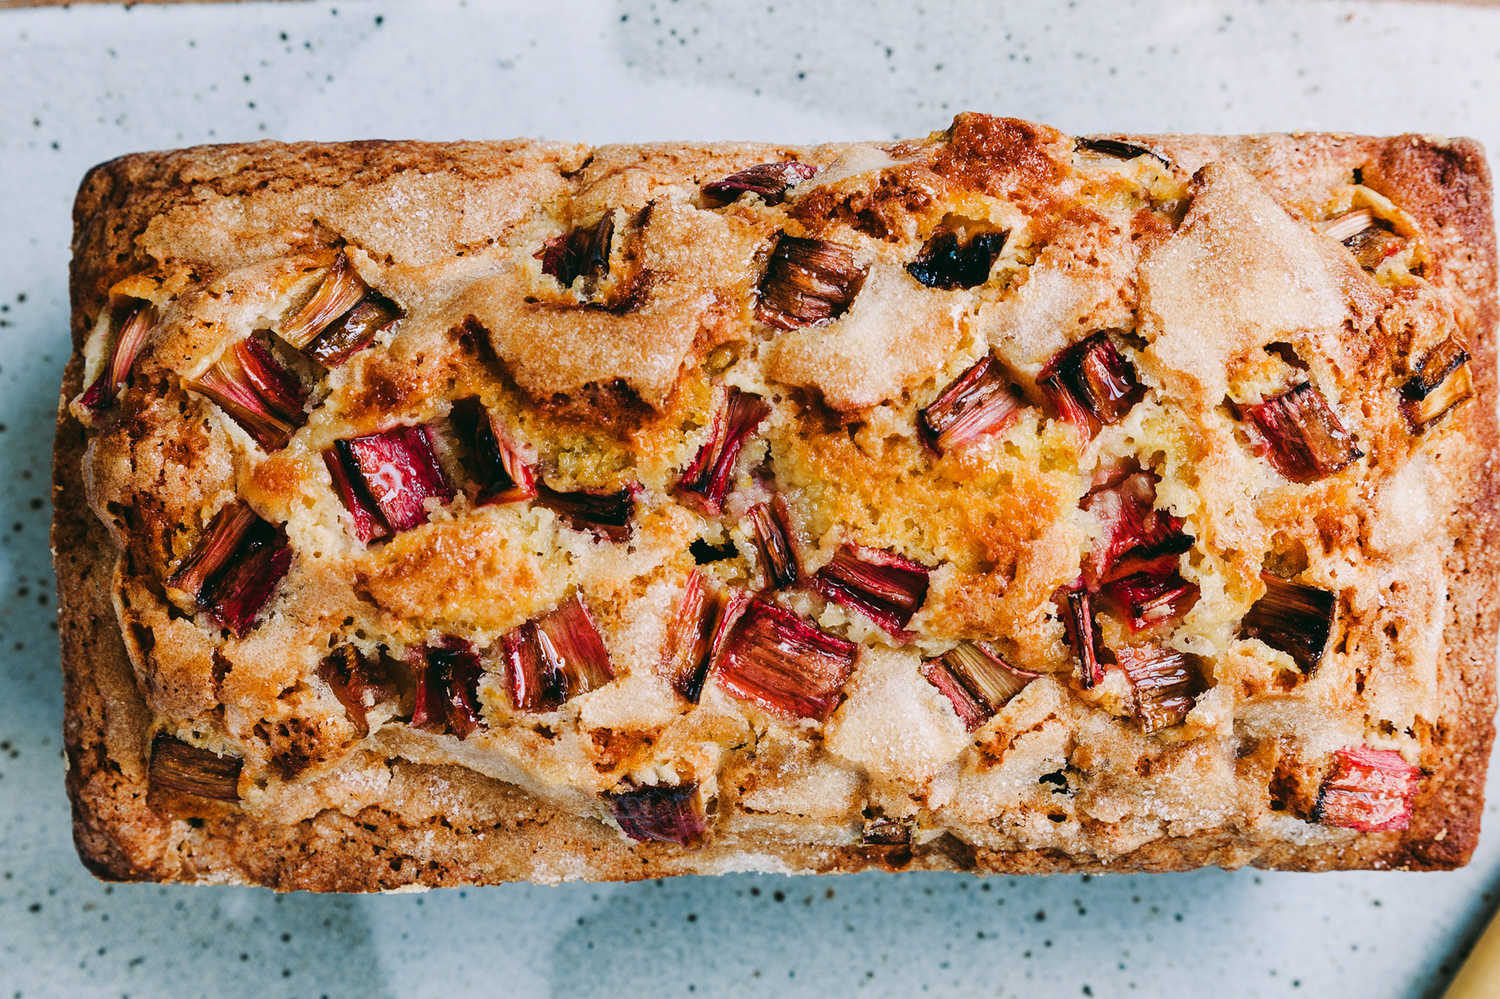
[54,114,1499,888]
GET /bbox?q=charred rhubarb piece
[1241,571,1335,673]
[1238,383,1363,482]
[1102,571,1199,631]
[539,214,614,289]
[1116,647,1204,733]
[702,160,816,205]
[755,234,865,329]
[920,642,1037,731]
[1315,746,1420,832]
[812,543,931,641]
[1076,136,1171,168]
[661,572,749,703]
[1061,588,1105,689]
[410,638,486,739]
[78,302,155,411]
[906,227,1008,289]
[918,353,1024,454]
[747,496,801,589]
[605,782,710,847]
[859,813,914,849]
[148,733,242,802]
[449,398,537,504]
[536,482,637,541]
[306,296,400,367]
[327,425,454,538]
[279,252,371,350]
[189,338,308,450]
[1038,331,1144,436]
[503,595,616,712]
[1401,335,1473,433]
[318,646,395,737]
[676,386,770,515]
[713,598,858,721]
[167,500,291,637]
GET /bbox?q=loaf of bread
[53,114,1498,888]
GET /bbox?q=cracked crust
[54,118,1499,887]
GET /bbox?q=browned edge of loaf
[52,126,1500,888]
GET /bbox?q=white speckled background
[2,1,1500,996]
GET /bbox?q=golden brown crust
[55,119,1499,888]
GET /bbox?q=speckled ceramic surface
[3,1,1500,996]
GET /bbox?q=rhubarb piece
[536,482,637,541]
[1401,335,1473,433]
[859,814,914,849]
[747,496,801,589]
[676,386,770,514]
[1080,468,1192,587]
[410,639,485,739]
[539,214,614,289]
[906,227,1008,289]
[662,572,748,702]
[166,500,291,637]
[713,598,858,721]
[322,449,388,544]
[329,425,454,536]
[78,302,155,411]
[450,398,537,504]
[306,296,400,367]
[1116,647,1204,733]
[1319,210,1406,270]
[1102,571,1199,631]
[318,646,395,737]
[189,338,308,450]
[755,234,865,329]
[702,160,817,205]
[1241,571,1335,673]
[917,354,1024,454]
[605,782,710,847]
[812,543,931,640]
[503,595,616,712]
[920,642,1036,731]
[1315,746,1421,832]
[1061,588,1105,689]
[1238,382,1363,482]
[279,251,371,349]
[1076,136,1171,167]
[148,733,242,802]
[1038,331,1144,436]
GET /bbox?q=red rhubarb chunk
[1239,382,1364,482]
[167,501,291,637]
[920,642,1036,731]
[1316,746,1420,832]
[450,398,536,505]
[318,646,395,737]
[605,782,710,847]
[503,596,615,712]
[1038,331,1144,436]
[335,425,453,534]
[1080,468,1191,588]
[79,302,155,412]
[812,543,931,641]
[918,354,1024,454]
[906,228,1008,289]
[676,386,770,515]
[539,214,614,289]
[1102,571,1199,631]
[189,338,308,450]
[713,598,857,721]
[663,573,749,703]
[410,639,485,739]
[702,161,816,205]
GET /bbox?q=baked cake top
[60,114,1497,875]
